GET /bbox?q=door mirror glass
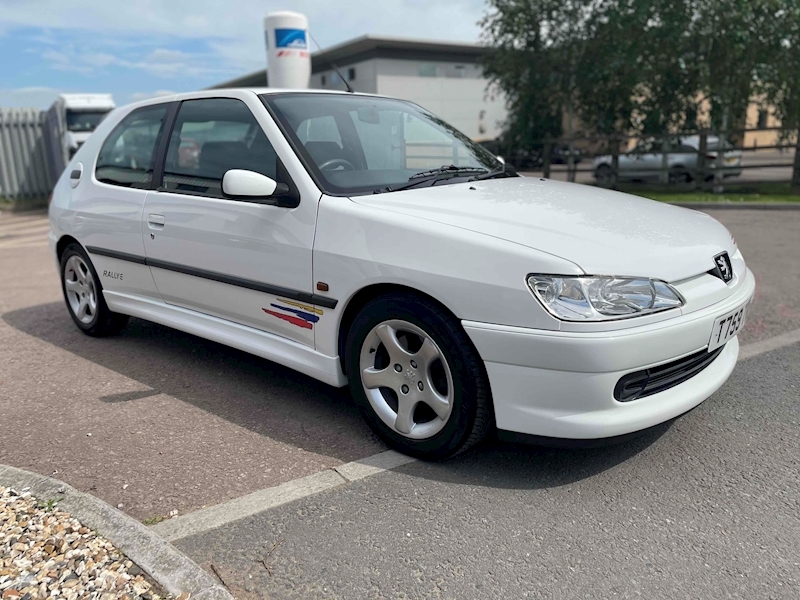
[222,169,281,198]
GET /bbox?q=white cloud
[0,86,61,108]
[128,90,177,102]
[2,0,484,41]
[2,0,488,104]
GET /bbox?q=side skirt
[103,291,347,388]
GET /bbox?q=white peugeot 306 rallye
[49,89,755,459]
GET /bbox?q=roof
[210,34,486,90]
[58,94,116,110]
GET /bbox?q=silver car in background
[594,136,743,184]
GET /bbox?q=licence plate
[708,304,746,352]
[724,157,738,164]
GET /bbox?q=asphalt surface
[175,343,800,599]
[1,206,799,598]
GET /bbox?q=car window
[95,104,168,189]
[66,110,109,133]
[264,93,498,196]
[674,144,697,153]
[296,115,342,147]
[161,98,277,198]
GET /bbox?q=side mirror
[222,169,287,199]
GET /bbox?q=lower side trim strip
[85,246,147,265]
[85,245,337,309]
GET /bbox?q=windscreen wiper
[468,164,518,181]
[373,165,488,194]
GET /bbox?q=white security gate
[0,108,54,204]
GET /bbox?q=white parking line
[150,328,800,542]
[738,328,800,361]
[151,450,417,542]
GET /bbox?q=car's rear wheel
[595,164,613,185]
[669,166,692,184]
[345,293,493,460]
[60,243,129,337]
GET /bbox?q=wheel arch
[336,283,462,376]
[56,234,82,261]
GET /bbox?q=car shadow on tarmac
[403,424,670,490]
[4,302,384,463]
[4,301,667,490]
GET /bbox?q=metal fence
[503,126,799,192]
[0,108,53,205]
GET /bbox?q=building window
[348,67,356,81]
[418,63,439,77]
[331,72,343,86]
[453,65,466,78]
[757,109,769,129]
[321,74,327,86]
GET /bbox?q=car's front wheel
[60,243,129,337]
[345,293,492,460]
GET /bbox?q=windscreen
[263,93,499,195]
[66,110,110,133]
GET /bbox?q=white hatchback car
[49,89,755,459]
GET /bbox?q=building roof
[210,34,486,89]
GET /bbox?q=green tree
[574,0,646,138]
[759,0,800,190]
[695,0,778,137]
[479,0,596,154]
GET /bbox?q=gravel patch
[1,486,175,600]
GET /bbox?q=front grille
[614,345,725,402]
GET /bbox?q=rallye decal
[263,298,321,330]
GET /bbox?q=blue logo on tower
[274,28,307,49]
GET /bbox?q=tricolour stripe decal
[85,245,337,308]
[278,298,324,315]
[270,303,320,323]
[262,308,313,329]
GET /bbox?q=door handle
[147,214,165,229]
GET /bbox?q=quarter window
[95,104,168,189]
[161,98,278,198]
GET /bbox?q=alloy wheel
[63,255,98,325]
[359,319,454,439]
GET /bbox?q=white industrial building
[212,35,507,141]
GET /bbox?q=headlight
[527,275,684,321]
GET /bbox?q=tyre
[669,166,691,184]
[60,243,129,337]
[595,164,612,184]
[345,293,493,460]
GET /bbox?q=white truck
[44,94,116,185]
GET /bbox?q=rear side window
[95,105,168,189]
[161,98,277,198]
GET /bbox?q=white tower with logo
[264,11,311,89]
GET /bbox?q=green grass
[639,191,800,203]
[629,182,800,203]
[141,515,167,526]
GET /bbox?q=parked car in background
[49,89,753,459]
[594,136,742,184]
[478,140,582,170]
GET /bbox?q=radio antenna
[308,31,354,93]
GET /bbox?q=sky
[0,0,487,109]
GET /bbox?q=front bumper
[463,267,755,440]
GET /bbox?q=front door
[141,96,318,347]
